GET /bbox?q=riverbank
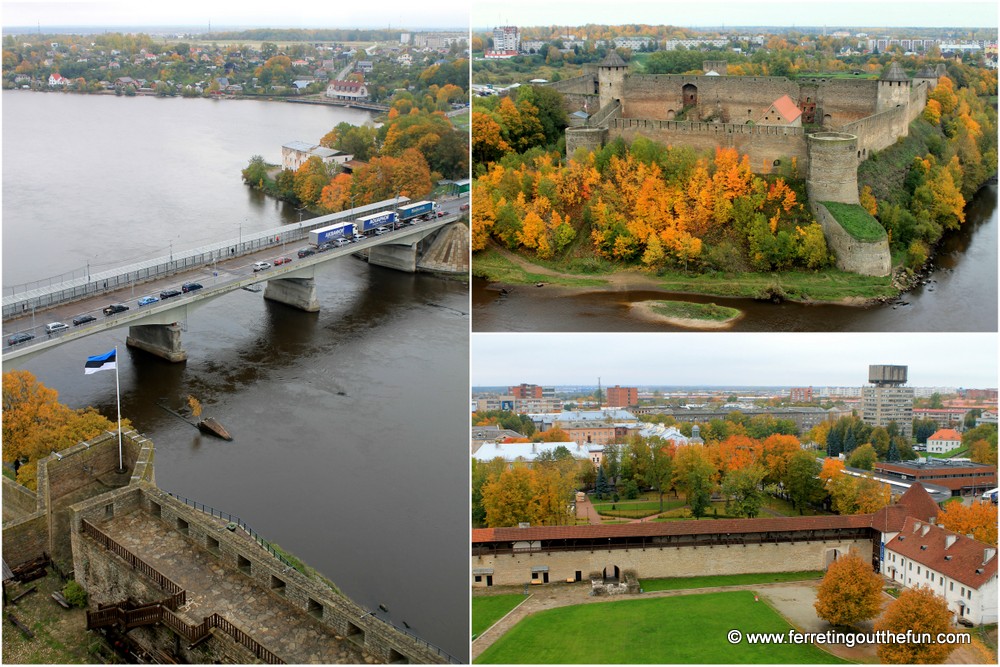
[472,247,900,306]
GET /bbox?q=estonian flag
[84,349,116,375]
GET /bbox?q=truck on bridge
[356,210,397,234]
[397,201,436,222]
[309,221,356,246]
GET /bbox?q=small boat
[197,417,233,441]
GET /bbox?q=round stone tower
[806,132,859,204]
[876,61,911,113]
[598,51,628,111]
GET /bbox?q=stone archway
[683,83,698,107]
[602,564,621,583]
[666,109,675,120]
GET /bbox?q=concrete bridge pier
[263,277,320,312]
[126,324,187,362]
[368,241,418,273]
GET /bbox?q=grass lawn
[591,497,685,519]
[641,571,824,592]
[763,496,832,517]
[821,202,887,242]
[473,594,527,639]
[649,300,741,322]
[475,591,847,664]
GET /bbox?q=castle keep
[555,58,934,276]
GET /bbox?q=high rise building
[606,385,638,407]
[492,26,520,53]
[862,365,914,438]
[510,383,543,399]
[789,387,813,402]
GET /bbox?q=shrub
[63,580,88,608]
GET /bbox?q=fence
[164,492,297,570]
[81,520,185,606]
[2,196,411,318]
[83,520,284,664]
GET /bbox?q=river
[2,92,469,661]
[472,184,998,332]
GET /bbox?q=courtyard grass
[640,571,824,592]
[474,590,847,664]
[472,594,527,639]
[821,201,887,242]
[591,496,686,519]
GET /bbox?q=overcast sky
[1,0,467,30]
[471,333,999,388]
[474,0,997,29]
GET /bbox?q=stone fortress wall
[559,59,925,276]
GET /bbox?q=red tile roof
[886,517,997,589]
[771,94,802,123]
[929,428,963,441]
[473,514,873,544]
[896,482,941,522]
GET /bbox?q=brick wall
[474,538,872,587]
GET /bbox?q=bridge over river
[2,196,468,367]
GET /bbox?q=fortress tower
[877,61,911,113]
[598,50,628,111]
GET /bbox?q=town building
[789,387,814,402]
[862,365,914,438]
[926,428,964,455]
[913,407,972,427]
[873,459,997,497]
[880,516,997,625]
[491,26,520,53]
[324,80,369,102]
[280,141,352,172]
[471,440,592,465]
[510,383,553,399]
[606,385,638,408]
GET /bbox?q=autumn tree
[814,551,884,627]
[2,370,128,490]
[938,501,998,547]
[481,465,538,527]
[847,443,877,471]
[875,587,957,664]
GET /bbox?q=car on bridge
[160,289,182,300]
[138,295,159,306]
[253,261,271,272]
[103,303,129,316]
[273,257,292,266]
[73,315,97,326]
[45,322,70,334]
[333,238,350,247]
[374,226,389,236]
[316,243,333,253]
[181,282,203,293]
[459,204,470,211]
[8,332,35,346]
[297,247,315,258]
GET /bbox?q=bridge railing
[3,197,412,319]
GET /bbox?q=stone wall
[812,203,892,277]
[608,118,808,172]
[2,513,49,569]
[806,132,860,204]
[566,126,609,157]
[473,538,872,587]
[70,484,447,664]
[842,106,911,156]
[3,475,39,516]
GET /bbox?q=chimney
[945,535,958,549]
[928,517,936,525]
[985,548,997,565]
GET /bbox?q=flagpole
[114,345,123,471]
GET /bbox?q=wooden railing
[81,520,185,607]
[82,520,283,663]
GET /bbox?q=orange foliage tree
[875,587,957,664]
[813,551,884,627]
[938,501,998,547]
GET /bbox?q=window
[474,575,482,583]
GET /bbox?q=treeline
[859,66,997,268]
[242,100,468,211]
[472,137,831,273]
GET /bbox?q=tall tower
[597,51,627,111]
[862,365,914,438]
[876,61,911,113]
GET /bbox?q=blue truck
[356,211,397,234]
[309,221,355,246]
[397,200,435,222]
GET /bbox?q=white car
[334,238,350,247]
[45,322,70,334]
[374,226,389,236]
[253,261,272,272]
